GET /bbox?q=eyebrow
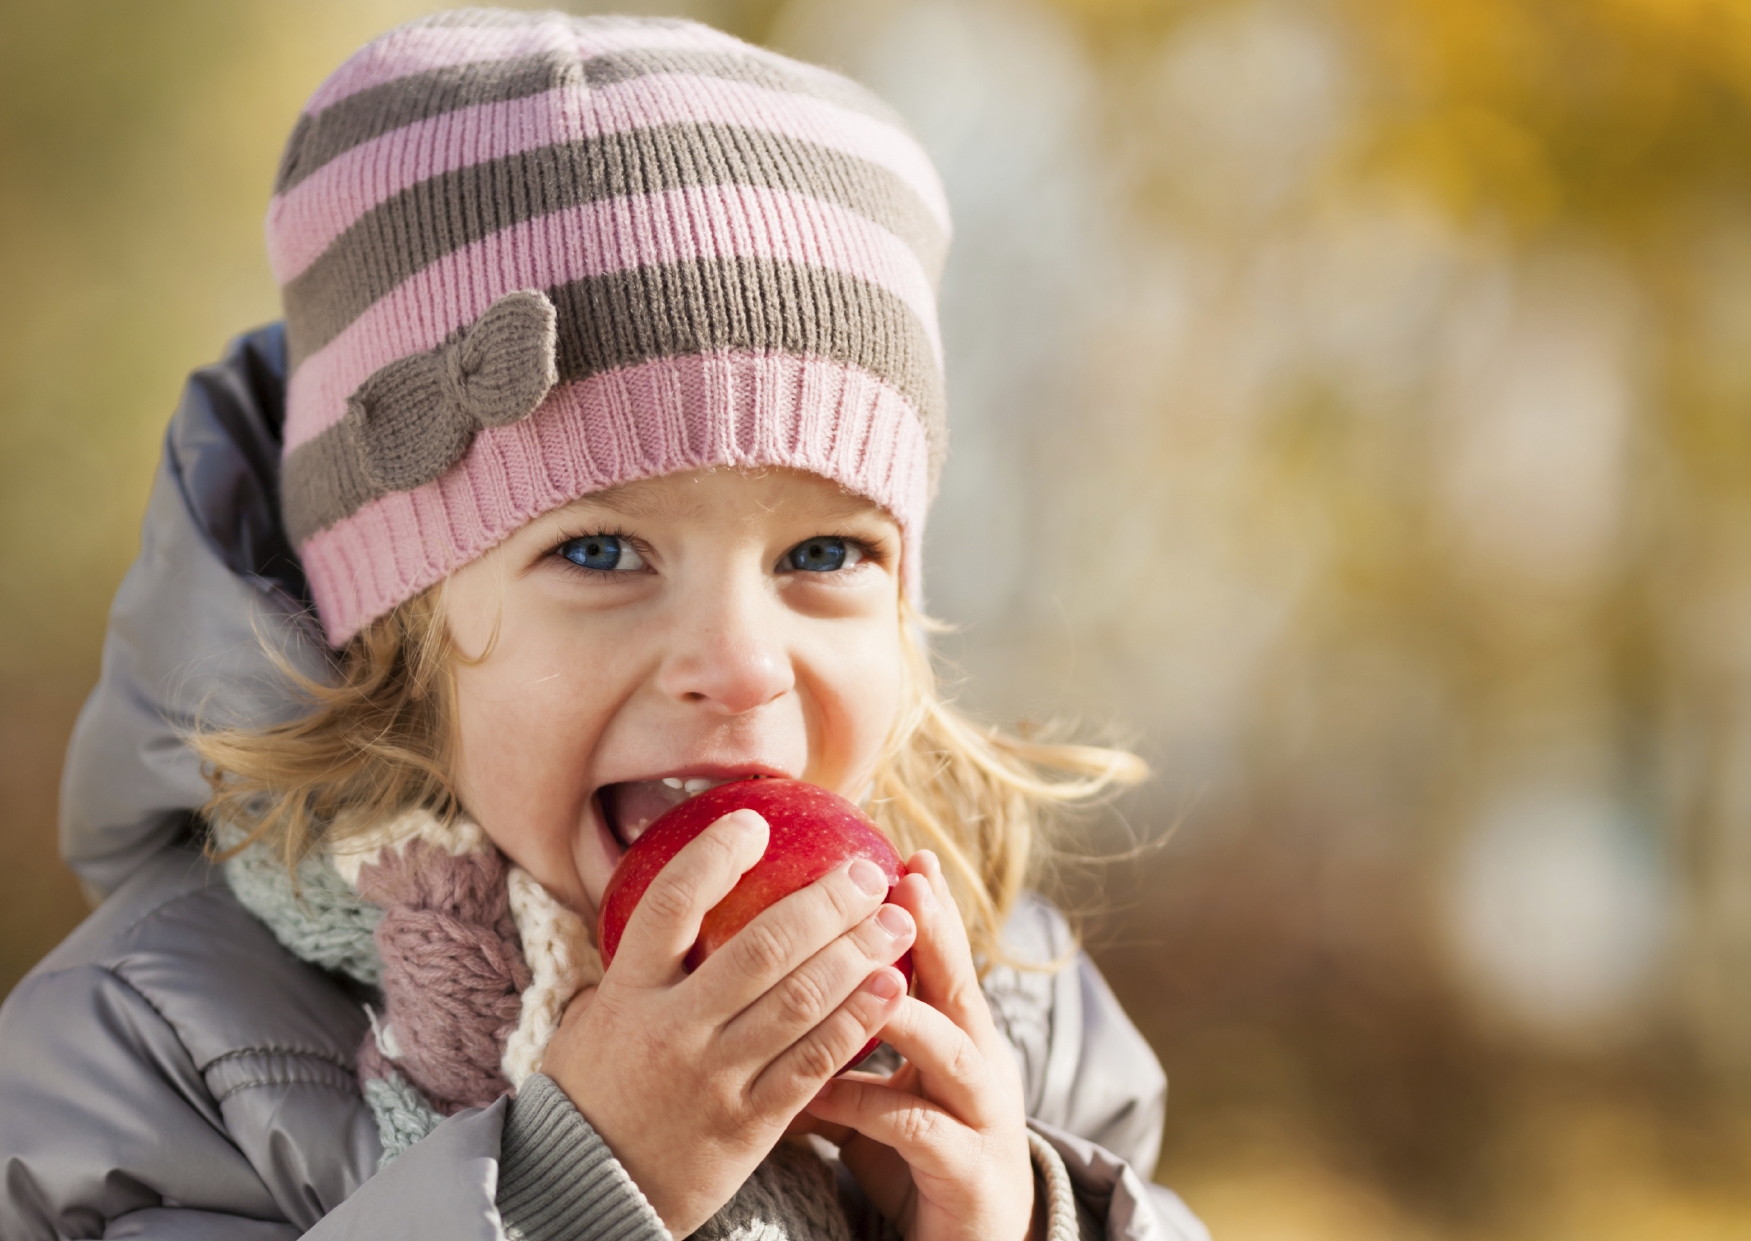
[560,483,669,520]
[548,474,886,525]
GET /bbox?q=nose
[655,566,795,715]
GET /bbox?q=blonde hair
[194,590,1144,969]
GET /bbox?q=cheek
[454,670,581,801]
[806,619,906,793]
[450,653,607,906]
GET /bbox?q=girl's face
[443,467,907,923]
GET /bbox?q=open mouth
[598,776,755,848]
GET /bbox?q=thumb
[607,809,768,985]
[558,983,599,1030]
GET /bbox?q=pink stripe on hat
[304,18,728,115]
[268,86,593,286]
[269,73,949,285]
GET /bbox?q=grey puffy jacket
[0,327,1208,1241]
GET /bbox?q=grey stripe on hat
[583,46,907,127]
[277,45,907,196]
[549,256,942,438]
[282,256,943,544]
[282,121,948,369]
[274,51,582,195]
[281,420,379,547]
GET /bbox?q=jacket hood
[59,324,332,898]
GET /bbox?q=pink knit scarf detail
[354,839,531,1113]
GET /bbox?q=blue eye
[786,537,859,572]
[560,534,645,573]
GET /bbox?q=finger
[718,899,915,1057]
[836,1127,914,1225]
[803,1075,974,1185]
[748,965,908,1113]
[917,849,963,919]
[784,1111,852,1143]
[691,856,896,1017]
[868,994,1003,1128]
[609,809,768,985]
[892,854,1000,1049]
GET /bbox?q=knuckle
[639,875,698,926]
[775,969,831,1025]
[891,999,923,1039]
[855,915,899,961]
[736,920,794,977]
[941,978,980,1016]
[946,1030,982,1082]
[819,871,864,922]
[703,1091,743,1141]
[792,1030,844,1082]
[700,821,745,862]
[898,1105,941,1148]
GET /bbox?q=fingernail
[849,858,886,897]
[812,1080,835,1105]
[863,969,903,1001]
[875,905,912,937]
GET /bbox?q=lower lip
[581,791,627,911]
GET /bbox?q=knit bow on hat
[346,290,559,494]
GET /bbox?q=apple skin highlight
[597,778,913,1068]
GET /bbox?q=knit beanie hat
[269,9,950,645]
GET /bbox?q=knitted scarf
[221,809,852,1241]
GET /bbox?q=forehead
[553,467,894,528]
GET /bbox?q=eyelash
[543,530,888,579]
[787,528,882,574]
[546,527,645,582]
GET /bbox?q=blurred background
[4,0,1751,1236]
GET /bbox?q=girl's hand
[539,809,917,1237]
[802,850,1038,1241]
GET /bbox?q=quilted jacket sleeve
[0,977,666,1241]
[0,853,368,1239]
[986,897,1209,1241]
[0,850,671,1241]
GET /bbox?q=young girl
[0,11,1205,1241]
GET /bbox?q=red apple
[597,777,912,1069]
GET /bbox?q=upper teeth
[661,776,726,795]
